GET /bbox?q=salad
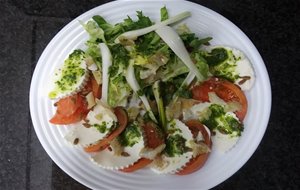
[48,7,255,175]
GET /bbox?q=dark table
[1,0,299,189]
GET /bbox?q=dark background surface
[0,0,299,189]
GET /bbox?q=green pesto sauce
[204,48,228,66]
[93,121,117,133]
[208,48,240,82]
[118,122,141,147]
[164,134,189,157]
[93,122,107,133]
[49,50,86,99]
[202,104,243,136]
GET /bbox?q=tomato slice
[119,158,153,173]
[191,77,248,121]
[55,94,81,116]
[50,94,88,125]
[176,120,211,175]
[84,107,128,152]
[141,121,165,149]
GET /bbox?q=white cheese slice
[212,130,239,153]
[204,45,255,91]
[64,102,117,147]
[85,101,117,129]
[151,119,193,174]
[183,100,240,153]
[90,135,145,170]
[212,112,240,153]
[64,123,107,147]
[230,47,255,91]
[49,58,89,99]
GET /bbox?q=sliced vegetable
[141,121,165,149]
[99,43,112,104]
[152,80,167,131]
[115,11,191,43]
[155,26,205,82]
[50,94,88,125]
[55,94,82,116]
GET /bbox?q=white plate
[30,0,271,189]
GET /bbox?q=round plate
[30,0,271,189]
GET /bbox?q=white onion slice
[156,26,204,81]
[115,11,191,43]
[99,43,112,104]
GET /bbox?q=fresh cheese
[64,123,107,147]
[212,130,239,153]
[91,125,145,170]
[211,112,240,153]
[230,47,255,90]
[49,50,89,99]
[151,119,193,174]
[64,101,117,147]
[205,46,255,91]
[85,101,117,130]
[183,100,241,154]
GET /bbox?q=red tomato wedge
[55,94,81,116]
[50,94,88,125]
[191,77,248,121]
[176,120,211,175]
[119,158,153,173]
[84,107,128,152]
[141,121,165,149]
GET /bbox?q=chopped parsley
[164,134,189,157]
[93,122,108,133]
[49,49,86,98]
